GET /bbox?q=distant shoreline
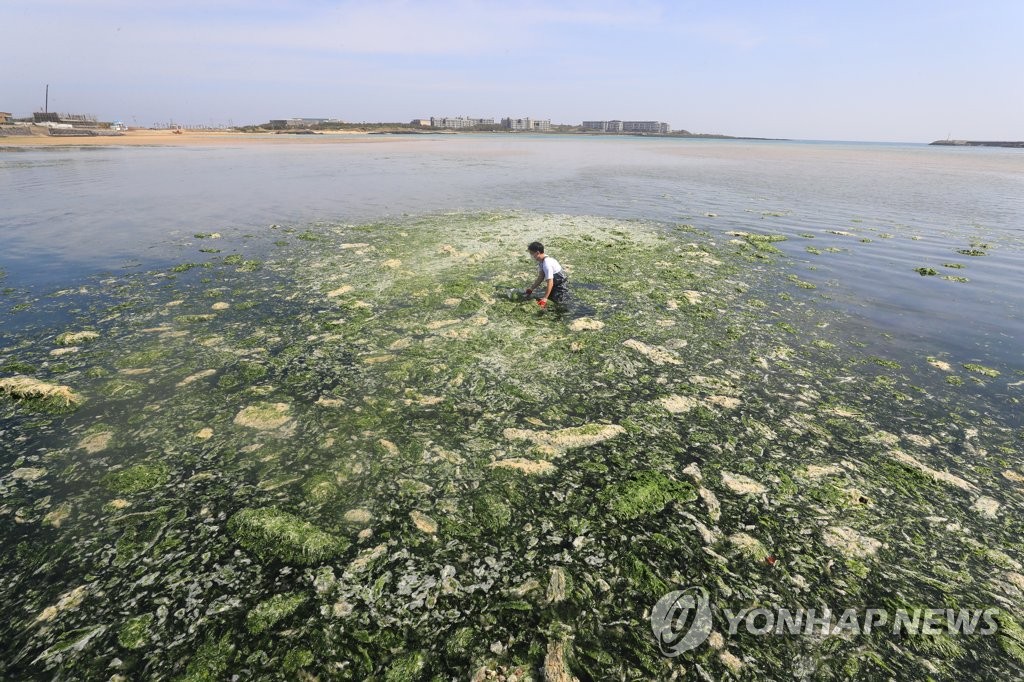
[930,139,1024,149]
[0,127,784,148]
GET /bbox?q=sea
[2,134,1021,378]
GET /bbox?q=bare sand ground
[0,128,417,147]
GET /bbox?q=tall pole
[45,84,49,113]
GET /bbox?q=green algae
[600,471,696,520]
[102,464,169,494]
[963,363,1000,378]
[1,211,1022,681]
[914,267,938,276]
[228,507,349,565]
[245,593,307,634]
[178,633,234,682]
[117,613,154,650]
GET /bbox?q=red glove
[537,299,547,308]
[525,288,533,296]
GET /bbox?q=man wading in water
[524,241,568,308]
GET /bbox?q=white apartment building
[430,117,495,129]
[582,120,669,133]
[502,117,551,131]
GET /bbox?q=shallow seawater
[2,209,1023,680]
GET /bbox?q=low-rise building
[410,119,431,127]
[0,112,12,125]
[430,117,495,129]
[622,120,670,133]
[581,119,669,134]
[502,117,551,131]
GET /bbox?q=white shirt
[539,255,563,281]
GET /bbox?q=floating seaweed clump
[245,593,307,634]
[102,463,169,495]
[0,375,82,411]
[228,507,350,564]
[600,471,697,520]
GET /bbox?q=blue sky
[4,0,1022,141]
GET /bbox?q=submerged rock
[228,507,350,565]
[43,502,72,528]
[326,284,354,298]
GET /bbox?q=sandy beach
[0,128,414,147]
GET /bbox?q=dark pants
[549,271,569,302]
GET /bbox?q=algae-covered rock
[600,471,696,520]
[886,449,978,493]
[992,610,1024,664]
[228,507,349,565]
[246,593,307,634]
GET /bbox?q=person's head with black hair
[527,241,544,255]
